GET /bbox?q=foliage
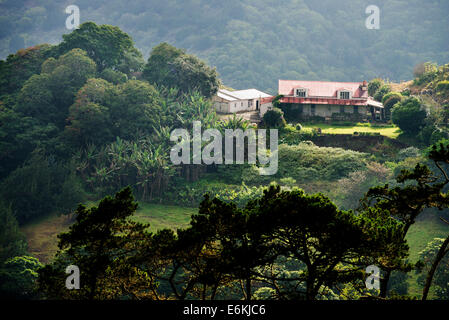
[65,78,162,146]
[57,22,143,73]
[38,187,155,299]
[15,48,97,129]
[417,238,449,299]
[373,84,391,102]
[0,255,42,298]
[143,43,220,98]
[0,202,27,263]
[382,92,403,119]
[2,1,449,92]
[274,143,368,182]
[0,153,85,224]
[414,62,439,86]
[392,97,427,134]
[368,79,383,97]
[262,107,286,128]
[0,44,56,97]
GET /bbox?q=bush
[368,79,383,97]
[100,68,128,84]
[382,92,403,118]
[436,80,449,92]
[397,147,421,161]
[263,107,286,128]
[275,143,368,182]
[391,97,426,134]
[0,154,85,224]
[373,84,391,102]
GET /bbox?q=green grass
[21,200,448,299]
[405,214,449,298]
[302,123,401,138]
[21,202,197,263]
[132,202,197,232]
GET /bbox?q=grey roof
[367,98,384,108]
[217,91,238,101]
[219,89,271,100]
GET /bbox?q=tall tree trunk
[246,276,251,300]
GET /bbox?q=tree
[249,185,405,300]
[262,107,286,128]
[373,84,391,102]
[381,92,402,119]
[0,202,27,263]
[65,78,115,147]
[0,44,56,97]
[418,236,449,300]
[362,140,449,298]
[143,43,220,98]
[15,48,97,129]
[0,255,43,298]
[368,79,383,97]
[110,80,162,139]
[392,97,427,134]
[38,187,155,299]
[57,22,141,73]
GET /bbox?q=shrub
[263,107,286,128]
[374,84,391,102]
[436,80,449,92]
[368,79,383,97]
[100,68,128,84]
[391,97,426,134]
[397,147,421,161]
[382,92,403,118]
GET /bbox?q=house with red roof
[261,80,384,122]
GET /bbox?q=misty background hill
[1,0,449,93]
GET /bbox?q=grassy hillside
[21,203,197,264]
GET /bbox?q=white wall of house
[300,104,368,117]
[259,102,273,118]
[214,99,260,114]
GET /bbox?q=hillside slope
[1,0,449,92]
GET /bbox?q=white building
[213,89,272,114]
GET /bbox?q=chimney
[361,80,368,91]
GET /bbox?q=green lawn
[302,123,401,138]
[21,203,197,263]
[132,202,197,232]
[405,214,449,298]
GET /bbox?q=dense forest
[0,5,449,302]
[1,0,449,92]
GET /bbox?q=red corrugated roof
[279,80,368,98]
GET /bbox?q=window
[340,105,345,113]
[354,105,359,113]
[241,102,243,107]
[295,88,307,97]
[311,104,316,115]
[339,91,350,99]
